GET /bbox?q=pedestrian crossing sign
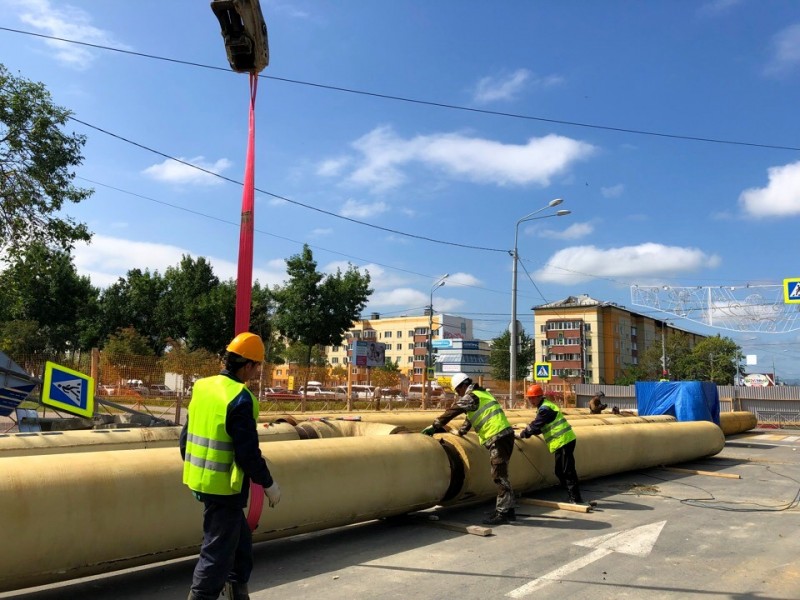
[42,361,95,418]
[784,278,800,304]
[533,362,552,382]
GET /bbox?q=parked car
[262,387,302,400]
[97,384,117,396]
[149,384,176,397]
[407,384,446,401]
[333,384,375,399]
[297,385,338,398]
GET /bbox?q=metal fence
[574,383,800,428]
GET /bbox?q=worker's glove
[264,482,282,508]
[515,431,526,440]
[421,425,436,436]
[450,428,464,437]
[457,426,470,437]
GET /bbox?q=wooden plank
[412,514,492,536]
[661,466,741,479]
[517,498,592,513]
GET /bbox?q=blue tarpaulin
[635,381,720,425]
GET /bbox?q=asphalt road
[3,429,799,600]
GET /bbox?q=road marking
[506,520,667,597]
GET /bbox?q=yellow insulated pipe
[0,423,301,457]
[0,434,451,593]
[719,411,757,435]
[438,421,725,505]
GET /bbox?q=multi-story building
[532,294,707,389]
[326,312,473,384]
[433,338,491,381]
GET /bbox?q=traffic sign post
[783,278,800,304]
[533,362,552,382]
[41,361,94,418]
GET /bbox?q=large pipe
[719,411,758,435]
[438,421,725,505]
[0,423,301,457]
[0,435,452,593]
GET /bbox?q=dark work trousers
[191,500,253,600]
[488,433,515,514]
[553,439,583,502]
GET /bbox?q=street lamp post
[424,274,449,410]
[510,199,570,407]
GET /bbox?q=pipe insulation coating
[0,417,729,592]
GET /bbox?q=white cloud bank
[322,126,595,193]
[5,0,130,68]
[473,68,563,104]
[142,156,232,186]
[765,23,800,76]
[739,160,800,217]
[534,243,721,284]
[72,234,286,288]
[339,199,389,218]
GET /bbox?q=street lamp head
[555,210,571,216]
[548,198,564,207]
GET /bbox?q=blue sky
[1,1,799,378]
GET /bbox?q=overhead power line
[68,117,506,254]
[2,26,799,153]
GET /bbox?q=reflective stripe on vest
[540,399,576,453]
[182,374,258,495]
[466,389,511,445]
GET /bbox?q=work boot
[223,581,250,600]
[482,511,511,525]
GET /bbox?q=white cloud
[534,243,721,284]
[323,261,408,290]
[72,234,286,288]
[473,69,530,103]
[739,160,800,217]
[310,228,333,236]
[369,288,463,312]
[6,0,130,69]
[765,23,800,76]
[472,69,564,104]
[445,272,481,287]
[537,222,594,240]
[697,0,744,17]
[317,156,350,177]
[142,156,232,186]
[339,199,389,218]
[344,126,595,192]
[601,184,625,198]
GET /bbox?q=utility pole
[661,321,667,379]
[424,275,448,410]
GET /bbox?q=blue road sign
[42,361,94,418]
[784,278,800,304]
[534,362,552,382]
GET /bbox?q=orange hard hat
[526,384,544,398]
[226,332,265,362]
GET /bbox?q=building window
[396,343,402,350]
[408,357,414,363]
[408,330,414,337]
[397,331,403,338]
[408,343,414,350]
[584,323,591,332]
[331,357,338,364]
[276,370,282,375]
[384,331,392,338]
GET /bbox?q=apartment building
[326,312,474,384]
[532,294,707,388]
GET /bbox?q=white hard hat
[450,372,471,390]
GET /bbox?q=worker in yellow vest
[517,384,589,506]
[425,372,516,525]
[180,332,281,600]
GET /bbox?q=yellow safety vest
[466,389,511,445]
[539,399,576,453]
[182,375,258,495]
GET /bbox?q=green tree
[0,242,100,351]
[272,245,371,392]
[0,64,92,256]
[0,319,47,356]
[103,326,154,357]
[371,361,400,389]
[488,329,535,380]
[99,268,168,354]
[686,335,742,385]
